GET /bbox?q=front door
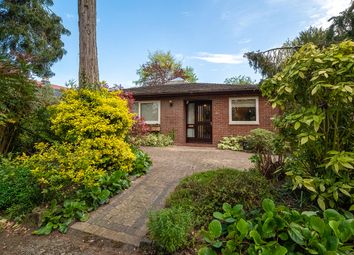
[186,101,212,144]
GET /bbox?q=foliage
[50,88,134,142]
[12,84,59,154]
[199,199,354,255]
[328,1,354,42]
[148,207,194,253]
[130,147,152,176]
[217,136,244,151]
[166,169,272,228]
[130,132,174,147]
[22,139,134,201]
[135,50,197,86]
[262,41,354,211]
[0,0,70,77]
[0,59,36,154]
[224,75,257,85]
[34,170,131,235]
[0,157,41,220]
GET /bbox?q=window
[133,101,160,124]
[229,97,259,125]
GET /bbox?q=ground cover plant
[130,132,174,147]
[199,199,354,255]
[148,169,272,252]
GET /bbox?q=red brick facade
[135,92,278,146]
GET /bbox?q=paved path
[71,146,252,246]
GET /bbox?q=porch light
[169,100,173,107]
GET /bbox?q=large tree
[0,0,70,78]
[78,0,99,89]
[224,75,256,85]
[244,1,354,78]
[135,51,197,87]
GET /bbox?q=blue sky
[50,0,350,88]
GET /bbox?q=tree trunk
[78,0,99,89]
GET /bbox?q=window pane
[141,102,159,122]
[132,102,139,114]
[231,99,256,121]
[187,103,195,124]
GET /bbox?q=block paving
[71,146,252,246]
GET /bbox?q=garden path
[71,146,252,247]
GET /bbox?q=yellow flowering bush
[23,88,136,201]
[50,89,133,141]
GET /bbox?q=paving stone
[71,146,252,246]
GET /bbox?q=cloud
[66,13,74,19]
[310,0,351,28]
[193,52,244,64]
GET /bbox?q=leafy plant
[199,199,354,255]
[148,207,193,253]
[131,132,174,147]
[0,156,41,220]
[262,41,354,210]
[130,147,152,176]
[166,169,272,227]
[217,136,245,151]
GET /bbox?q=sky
[50,0,351,88]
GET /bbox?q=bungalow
[125,82,278,146]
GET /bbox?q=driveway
[71,146,253,246]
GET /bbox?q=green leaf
[315,58,324,63]
[198,247,217,255]
[33,222,54,235]
[310,216,325,235]
[236,218,249,237]
[208,220,222,238]
[273,245,287,255]
[349,204,354,211]
[301,136,308,145]
[288,226,305,245]
[250,230,265,245]
[262,199,275,213]
[213,212,224,220]
[339,188,351,197]
[317,196,326,211]
[294,122,301,130]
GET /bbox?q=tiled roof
[124,83,259,97]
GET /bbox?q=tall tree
[78,0,99,89]
[245,1,354,79]
[224,75,256,85]
[135,51,197,87]
[0,0,70,78]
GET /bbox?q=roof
[35,81,67,90]
[124,83,260,98]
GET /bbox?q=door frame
[185,100,212,144]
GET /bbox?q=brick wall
[138,93,278,146]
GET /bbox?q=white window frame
[134,100,161,124]
[229,97,259,125]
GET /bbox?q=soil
[0,220,144,255]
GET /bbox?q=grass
[165,168,272,228]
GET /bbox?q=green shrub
[217,136,244,151]
[148,207,193,253]
[0,157,41,219]
[166,169,272,227]
[132,133,174,147]
[199,199,354,255]
[130,147,152,176]
[262,41,354,211]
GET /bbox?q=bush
[148,207,193,253]
[0,157,41,219]
[130,147,152,176]
[262,41,354,211]
[166,169,272,228]
[131,132,174,147]
[217,136,244,151]
[199,199,354,255]
[245,129,286,179]
[22,138,135,201]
